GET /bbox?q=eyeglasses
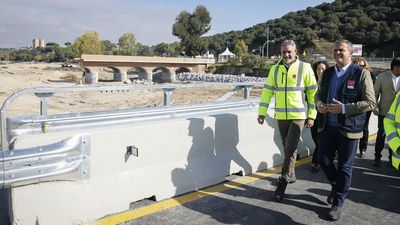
[334,49,347,53]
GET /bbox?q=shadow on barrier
[170,114,308,224]
[171,114,253,196]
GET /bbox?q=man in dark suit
[373,58,400,166]
[315,40,376,221]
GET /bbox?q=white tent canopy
[218,47,235,63]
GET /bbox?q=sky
[0,0,334,48]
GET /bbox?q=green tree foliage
[72,31,102,56]
[117,33,137,55]
[172,5,211,56]
[204,0,400,57]
[101,40,117,53]
[234,40,248,62]
[137,43,154,56]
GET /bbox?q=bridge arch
[175,67,191,74]
[126,67,147,81]
[152,67,174,83]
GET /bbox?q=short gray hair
[335,39,353,51]
[281,40,297,50]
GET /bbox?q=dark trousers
[359,111,372,152]
[277,119,305,182]
[319,125,358,207]
[374,115,393,160]
[311,114,319,164]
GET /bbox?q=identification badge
[292,74,296,79]
[347,80,355,89]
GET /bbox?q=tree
[118,33,137,55]
[234,40,248,62]
[172,5,211,56]
[101,40,117,53]
[137,43,154,56]
[71,31,102,56]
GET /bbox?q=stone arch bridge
[80,54,214,83]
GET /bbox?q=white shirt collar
[335,62,352,77]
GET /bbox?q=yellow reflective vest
[383,91,400,170]
[258,59,317,120]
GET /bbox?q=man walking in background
[257,40,317,202]
[315,40,376,221]
[373,57,400,166]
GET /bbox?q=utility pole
[262,24,275,58]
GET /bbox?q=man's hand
[327,99,343,114]
[257,115,265,125]
[317,102,328,114]
[305,119,314,128]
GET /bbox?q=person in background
[383,91,400,170]
[315,40,376,221]
[373,57,400,166]
[310,60,329,173]
[258,40,317,202]
[353,57,376,158]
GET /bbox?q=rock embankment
[176,72,265,83]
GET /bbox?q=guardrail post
[243,86,252,99]
[163,88,175,106]
[35,93,54,115]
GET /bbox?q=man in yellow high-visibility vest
[257,40,317,202]
[384,85,400,170]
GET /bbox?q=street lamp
[262,24,275,58]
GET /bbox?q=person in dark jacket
[352,57,376,158]
[315,40,376,221]
[310,60,329,173]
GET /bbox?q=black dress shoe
[357,150,366,158]
[310,164,320,173]
[373,158,381,167]
[327,205,342,221]
[273,174,296,186]
[273,178,288,202]
[327,188,336,204]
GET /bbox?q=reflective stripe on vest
[386,113,395,120]
[275,87,305,91]
[387,132,398,141]
[305,84,318,91]
[274,107,307,112]
[393,151,400,159]
[264,84,275,90]
[259,102,269,108]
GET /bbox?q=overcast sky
[0,0,333,48]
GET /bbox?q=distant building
[32,37,45,48]
[218,47,235,63]
[195,51,215,64]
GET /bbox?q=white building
[32,38,45,48]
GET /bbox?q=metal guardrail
[0,82,261,188]
[1,83,261,151]
[0,133,90,189]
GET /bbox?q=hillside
[206,0,400,57]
